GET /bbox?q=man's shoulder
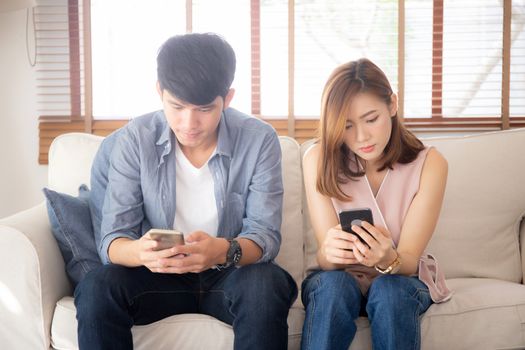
[125,110,166,134]
[94,111,165,164]
[223,108,276,137]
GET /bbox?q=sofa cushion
[425,128,525,282]
[43,185,101,286]
[275,136,304,286]
[346,278,525,350]
[420,278,525,349]
[51,297,305,350]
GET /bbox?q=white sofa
[1,128,525,350]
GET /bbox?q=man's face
[158,87,233,152]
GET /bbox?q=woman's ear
[389,93,398,117]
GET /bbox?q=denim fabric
[74,263,298,350]
[43,184,102,286]
[93,108,283,264]
[301,271,432,350]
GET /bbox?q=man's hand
[108,234,180,268]
[152,231,230,274]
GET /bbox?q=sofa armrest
[0,202,72,349]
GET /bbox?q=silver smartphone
[147,229,185,250]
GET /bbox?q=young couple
[76,33,451,350]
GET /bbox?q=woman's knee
[367,275,431,316]
[302,270,361,307]
[368,275,418,302]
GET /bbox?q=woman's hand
[350,221,397,268]
[320,224,360,266]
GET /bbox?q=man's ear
[389,93,398,117]
[223,88,235,110]
[156,81,163,100]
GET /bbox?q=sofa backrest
[49,128,525,286]
[48,133,104,196]
[299,140,320,276]
[48,133,305,288]
[299,129,525,283]
[424,129,525,283]
[275,137,304,286]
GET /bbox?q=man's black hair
[157,33,236,106]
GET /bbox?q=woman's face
[342,92,397,167]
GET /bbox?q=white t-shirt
[173,142,218,237]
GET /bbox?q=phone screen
[338,208,374,245]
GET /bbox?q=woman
[301,58,452,350]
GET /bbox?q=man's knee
[74,265,131,313]
[226,263,297,305]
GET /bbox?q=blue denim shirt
[93,108,283,264]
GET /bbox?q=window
[91,0,186,118]
[294,1,398,118]
[37,0,525,163]
[511,3,525,117]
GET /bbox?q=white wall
[0,9,47,218]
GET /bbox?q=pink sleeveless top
[331,147,452,303]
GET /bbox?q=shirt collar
[215,110,232,159]
[156,110,172,147]
[154,111,174,166]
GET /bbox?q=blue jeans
[300,270,432,350]
[74,263,297,350]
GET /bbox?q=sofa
[1,128,525,350]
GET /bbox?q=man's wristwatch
[216,239,242,269]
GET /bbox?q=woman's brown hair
[316,58,424,201]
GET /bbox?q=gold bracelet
[374,251,402,274]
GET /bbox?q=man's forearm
[108,237,141,267]
[236,238,263,266]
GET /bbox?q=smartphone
[338,208,374,246]
[147,229,185,250]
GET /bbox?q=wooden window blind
[36,0,83,119]
[37,0,89,163]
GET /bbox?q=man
[75,33,297,350]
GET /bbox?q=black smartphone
[338,208,374,246]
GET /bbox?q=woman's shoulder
[424,147,448,171]
[420,147,448,184]
[303,142,321,166]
